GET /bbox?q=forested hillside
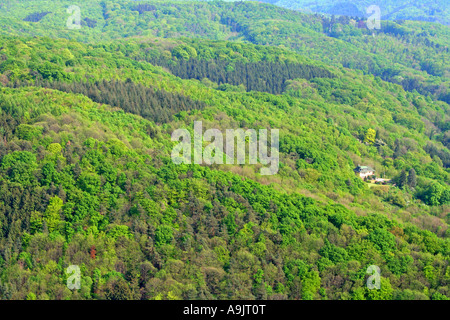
[0,1,449,103]
[261,0,450,25]
[0,0,448,300]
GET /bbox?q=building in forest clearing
[354,165,375,179]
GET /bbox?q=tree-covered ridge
[0,85,449,300]
[1,34,449,193]
[0,0,448,103]
[0,2,448,301]
[260,0,450,25]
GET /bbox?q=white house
[354,165,375,179]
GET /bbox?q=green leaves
[368,229,397,254]
[418,182,450,206]
[43,196,63,233]
[363,128,376,145]
[32,61,67,81]
[15,124,43,141]
[47,143,62,156]
[155,224,174,247]
[107,225,133,240]
[1,150,36,169]
[1,151,37,185]
[319,240,349,264]
[77,172,101,195]
[365,277,393,300]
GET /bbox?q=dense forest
[145,56,335,95]
[0,0,448,301]
[13,78,207,124]
[0,0,448,104]
[262,0,450,25]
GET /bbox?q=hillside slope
[265,0,450,25]
[0,0,448,103]
[0,34,448,300]
[0,1,448,301]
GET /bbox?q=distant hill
[1,0,449,104]
[263,0,450,25]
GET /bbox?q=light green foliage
[365,278,393,300]
[47,143,62,155]
[44,196,63,233]
[15,124,43,141]
[1,151,37,185]
[108,225,133,240]
[0,0,447,301]
[363,128,376,145]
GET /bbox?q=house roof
[354,165,375,173]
